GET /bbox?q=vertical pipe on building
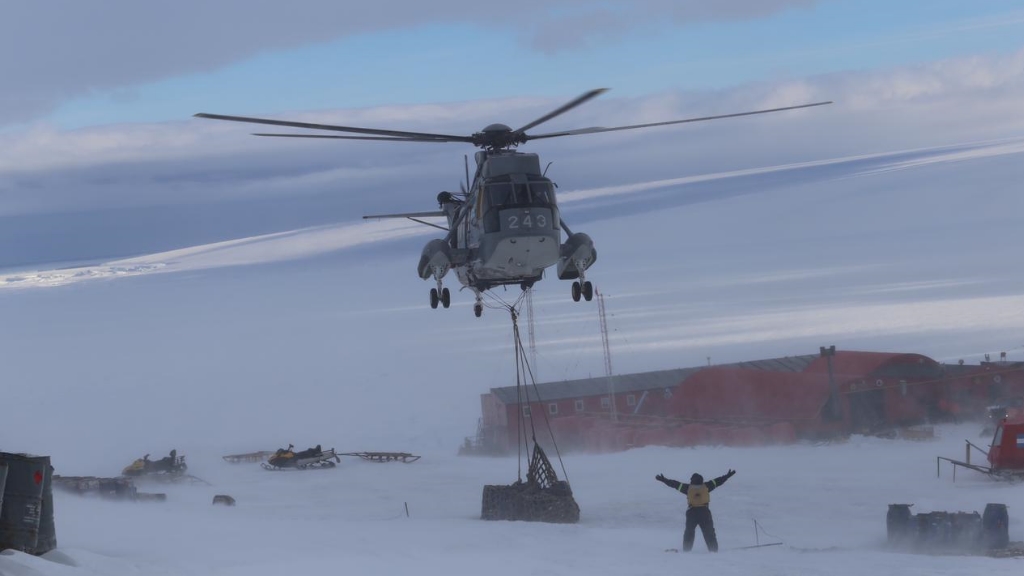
[821,346,839,420]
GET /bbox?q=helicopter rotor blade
[253,133,465,142]
[194,113,474,142]
[525,101,833,141]
[363,211,446,220]
[512,88,609,135]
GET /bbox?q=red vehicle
[988,418,1024,472]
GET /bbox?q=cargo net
[527,443,558,489]
[480,291,580,523]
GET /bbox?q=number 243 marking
[507,214,546,229]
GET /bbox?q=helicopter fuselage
[416,150,596,311]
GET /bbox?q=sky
[1,1,1024,453]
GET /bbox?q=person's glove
[726,469,736,478]
[655,473,666,482]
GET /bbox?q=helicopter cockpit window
[485,179,555,208]
[485,182,514,208]
[529,181,554,205]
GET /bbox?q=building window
[627,394,636,407]
[522,406,531,418]
[601,397,611,409]
[574,400,584,412]
[548,403,558,415]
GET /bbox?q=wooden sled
[339,452,421,463]
[222,451,275,463]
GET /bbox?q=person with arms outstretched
[656,469,736,552]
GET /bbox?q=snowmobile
[261,444,341,471]
[122,449,188,477]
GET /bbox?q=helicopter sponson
[417,239,453,281]
[556,232,596,281]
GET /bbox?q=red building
[670,351,946,437]
[466,349,1013,455]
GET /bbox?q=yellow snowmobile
[262,444,340,470]
[122,449,188,477]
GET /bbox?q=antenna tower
[597,288,617,422]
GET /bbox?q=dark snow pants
[683,506,718,552]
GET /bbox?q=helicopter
[194,89,830,317]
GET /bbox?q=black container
[35,462,56,555]
[0,452,45,553]
[0,463,8,510]
[982,503,1009,550]
[916,511,952,549]
[886,504,913,545]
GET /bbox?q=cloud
[6,46,1024,176]
[1,1,817,126]
[527,0,817,53]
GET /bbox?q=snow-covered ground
[2,424,1021,576]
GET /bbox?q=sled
[53,475,176,500]
[339,452,421,463]
[222,451,275,463]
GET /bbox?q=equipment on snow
[338,452,421,463]
[222,451,275,464]
[481,443,579,523]
[261,444,341,470]
[121,449,187,477]
[937,417,1024,480]
[886,503,1021,555]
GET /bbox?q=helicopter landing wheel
[571,281,582,302]
[473,303,483,318]
[441,287,451,309]
[582,281,593,301]
[430,288,439,309]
